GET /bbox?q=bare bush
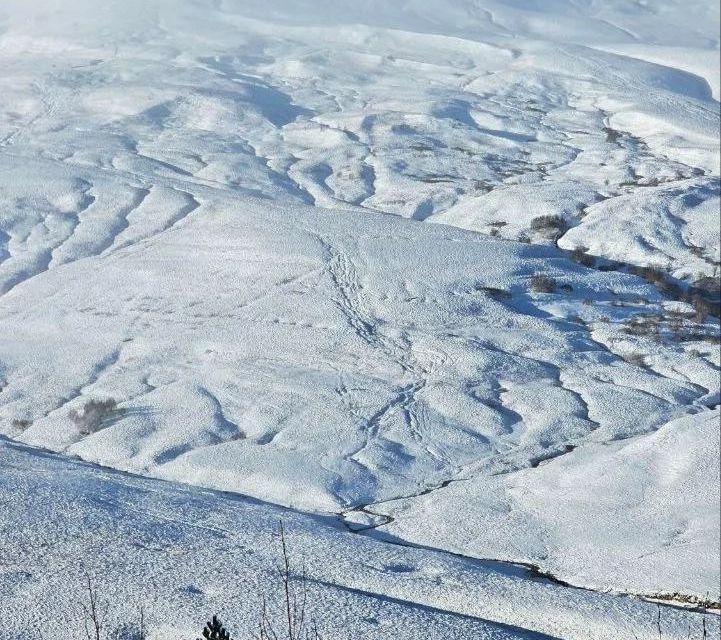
[12,418,32,431]
[622,316,660,337]
[669,315,684,332]
[80,576,108,640]
[692,275,721,297]
[691,295,714,323]
[631,264,666,285]
[627,264,699,301]
[623,352,648,368]
[529,273,556,293]
[635,265,666,292]
[259,521,321,640]
[570,245,595,267]
[477,285,512,301]
[530,215,568,240]
[70,398,118,435]
[79,576,146,640]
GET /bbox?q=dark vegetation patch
[70,398,119,436]
[529,273,556,293]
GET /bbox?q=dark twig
[80,575,107,640]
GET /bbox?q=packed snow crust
[0,0,719,636]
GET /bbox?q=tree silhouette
[198,615,233,640]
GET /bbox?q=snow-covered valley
[0,1,719,637]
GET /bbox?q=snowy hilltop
[0,1,719,638]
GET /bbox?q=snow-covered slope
[0,0,718,635]
[0,176,711,509]
[375,408,721,597]
[1,437,718,640]
[1,0,717,280]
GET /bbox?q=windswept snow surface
[0,0,719,636]
[1,437,719,640]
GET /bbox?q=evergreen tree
[198,615,233,640]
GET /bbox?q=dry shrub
[259,522,321,640]
[570,245,595,267]
[692,275,720,296]
[622,316,660,337]
[477,285,512,301]
[623,352,648,368]
[529,273,556,293]
[530,215,568,240]
[691,295,714,323]
[12,418,32,431]
[70,398,118,435]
